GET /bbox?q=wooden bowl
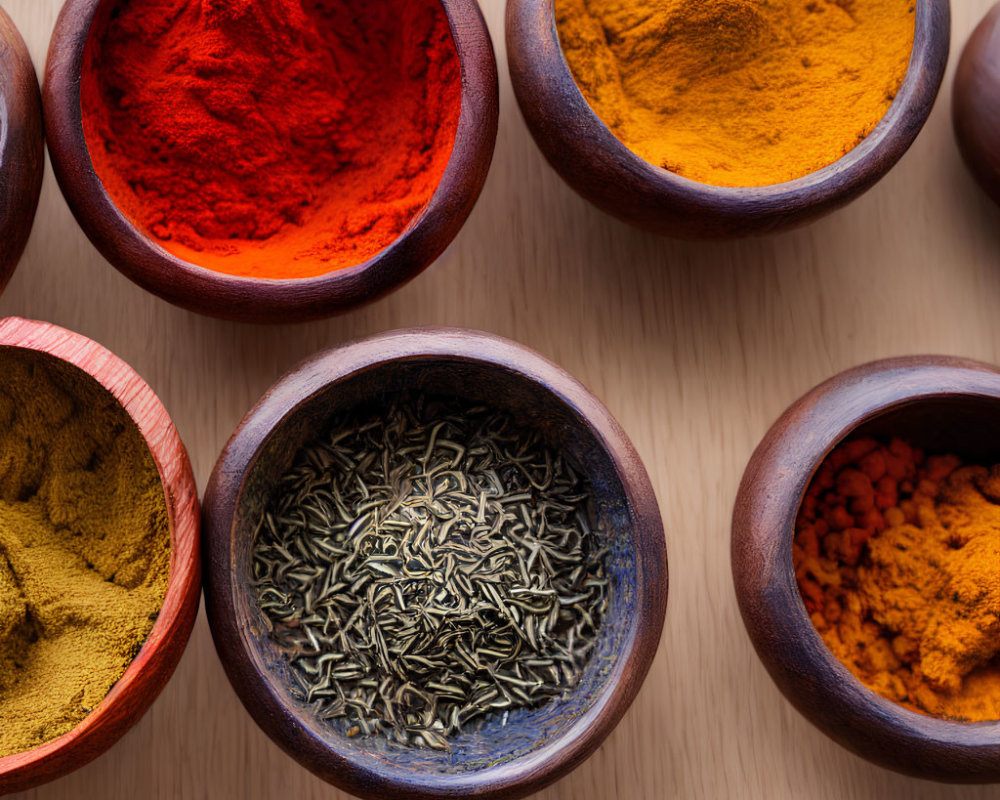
[507,0,950,238]
[202,328,667,800]
[953,2,1000,206]
[0,317,201,794]
[42,0,498,324]
[0,8,44,290]
[732,356,1000,782]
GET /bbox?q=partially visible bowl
[202,327,667,800]
[507,0,950,238]
[0,316,200,794]
[43,0,498,323]
[733,356,1000,782]
[0,7,43,289]
[953,2,1000,206]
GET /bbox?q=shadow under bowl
[202,327,667,800]
[0,316,201,794]
[42,0,498,323]
[0,8,44,290]
[506,0,950,238]
[732,355,1000,782]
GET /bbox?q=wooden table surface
[4,1,1000,797]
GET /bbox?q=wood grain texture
[4,0,1000,797]
[201,328,667,800]
[0,317,201,794]
[43,0,498,323]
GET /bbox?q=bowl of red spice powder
[733,356,1000,782]
[507,0,950,238]
[43,0,498,323]
[202,328,668,800]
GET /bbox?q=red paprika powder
[80,0,461,280]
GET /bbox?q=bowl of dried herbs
[203,327,667,800]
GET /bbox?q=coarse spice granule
[795,437,1000,722]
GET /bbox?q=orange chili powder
[80,0,461,280]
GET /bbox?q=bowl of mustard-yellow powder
[507,0,950,237]
[0,317,200,794]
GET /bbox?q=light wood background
[4,1,1000,797]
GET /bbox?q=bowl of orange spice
[44,0,498,322]
[508,0,949,237]
[733,357,1000,782]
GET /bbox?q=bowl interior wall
[849,396,1000,462]
[231,359,638,773]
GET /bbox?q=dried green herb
[252,394,608,750]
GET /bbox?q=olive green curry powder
[0,349,170,757]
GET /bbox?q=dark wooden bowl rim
[733,356,1000,782]
[203,327,668,800]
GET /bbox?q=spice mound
[81,0,461,280]
[0,349,170,757]
[795,438,1000,721]
[556,0,916,187]
[253,395,609,750]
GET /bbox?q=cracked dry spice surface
[795,437,1000,721]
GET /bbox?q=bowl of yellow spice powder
[507,0,950,237]
[0,317,200,793]
[733,356,1000,782]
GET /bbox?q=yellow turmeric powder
[0,348,170,757]
[795,438,1000,721]
[555,0,916,187]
